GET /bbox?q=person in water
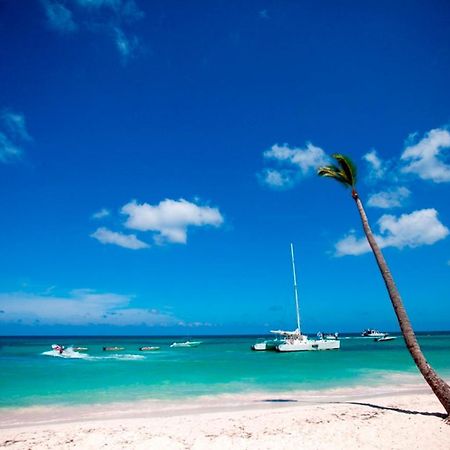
[55,345,64,354]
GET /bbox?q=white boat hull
[277,339,340,352]
[251,340,280,351]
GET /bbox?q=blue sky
[1,0,449,335]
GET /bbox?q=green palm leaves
[317,153,357,189]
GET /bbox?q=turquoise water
[1,334,449,408]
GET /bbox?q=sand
[1,385,449,449]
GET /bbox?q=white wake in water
[41,347,145,361]
[41,347,90,359]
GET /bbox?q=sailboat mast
[290,243,301,334]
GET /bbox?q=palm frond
[317,154,358,189]
[317,165,348,186]
[332,153,357,187]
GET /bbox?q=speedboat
[375,335,396,342]
[317,332,339,340]
[72,347,88,352]
[361,329,386,338]
[170,341,202,348]
[139,346,160,351]
[103,346,124,351]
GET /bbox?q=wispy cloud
[41,0,145,61]
[92,208,111,219]
[367,187,411,209]
[90,227,149,249]
[259,168,295,189]
[335,208,449,256]
[122,199,224,244]
[113,26,141,62]
[0,110,31,163]
[363,149,386,181]
[42,0,78,33]
[400,128,450,183]
[261,142,328,188]
[0,289,180,327]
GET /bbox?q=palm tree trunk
[352,191,450,417]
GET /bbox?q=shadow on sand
[341,401,446,419]
[261,399,299,403]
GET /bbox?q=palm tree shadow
[341,401,446,419]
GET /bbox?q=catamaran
[252,244,340,352]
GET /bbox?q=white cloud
[122,199,224,244]
[0,289,179,327]
[335,208,449,256]
[367,187,411,209]
[259,169,295,189]
[363,149,386,180]
[264,142,328,175]
[261,142,328,188]
[92,208,111,219]
[90,227,149,249]
[400,128,450,183]
[0,110,31,163]
[42,0,78,32]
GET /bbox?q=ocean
[1,333,450,408]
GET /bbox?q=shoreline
[0,380,439,427]
[1,385,449,449]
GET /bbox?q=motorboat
[103,346,124,351]
[139,346,160,351]
[361,329,386,338]
[317,332,339,340]
[170,341,202,348]
[375,335,396,342]
[72,347,88,352]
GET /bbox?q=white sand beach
[1,384,449,449]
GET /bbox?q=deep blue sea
[1,333,449,408]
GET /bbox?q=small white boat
[72,347,88,352]
[361,329,386,338]
[375,335,396,342]
[139,346,160,351]
[170,341,202,348]
[317,332,339,340]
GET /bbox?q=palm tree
[318,153,450,419]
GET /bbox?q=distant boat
[139,346,160,351]
[317,332,339,341]
[72,347,88,352]
[170,341,202,348]
[103,346,124,351]
[252,244,340,352]
[375,335,396,342]
[362,329,386,338]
